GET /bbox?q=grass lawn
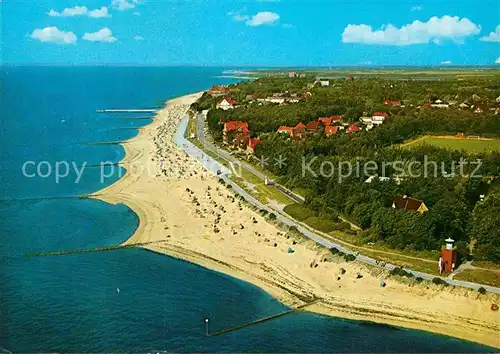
[283,203,317,221]
[234,169,296,206]
[284,203,440,274]
[291,187,311,198]
[454,269,500,288]
[402,135,500,154]
[470,261,500,271]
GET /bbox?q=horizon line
[2,63,500,69]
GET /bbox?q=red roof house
[295,122,307,130]
[277,126,305,140]
[208,85,228,96]
[325,126,339,136]
[277,126,294,134]
[223,121,249,144]
[318,117,333,126]
[291,128,306,140]
[319,116,342,126]
[372,112,388,118]
[247,138,263,153]
[384,100,401,105]
[234,133,250,149]
[392,195,428,214]
[224,121,248,133]
[306,121,320,132]
[346,124,360,134]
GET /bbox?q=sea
[0,66,495,353]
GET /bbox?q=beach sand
[93,93,500,349]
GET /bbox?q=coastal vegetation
[192,72,500,267]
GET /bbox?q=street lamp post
[204,318,209,336]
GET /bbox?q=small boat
[116,288,120,294]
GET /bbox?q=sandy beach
[92,93,500,349]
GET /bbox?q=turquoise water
[0,66,495,352]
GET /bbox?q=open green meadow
[402,136,500,153]
[250,68,500,79]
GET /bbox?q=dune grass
[454,269,500,288]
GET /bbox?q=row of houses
[216,92,312,111]
[384,100,401,106]
[246,92,312,105]
[360,112,388,129]
[209,85,240,97]
[222,121,263,153]
[276,116,362,140]
[288,71,307,78]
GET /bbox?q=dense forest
[192,76,500,263]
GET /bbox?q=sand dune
[93,93,500,349]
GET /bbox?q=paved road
[177,116,500,294]
[196,113,363,229]
[196,113,305,203]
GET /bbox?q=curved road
[176,117,500,294]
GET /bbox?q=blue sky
[2,0,499,66]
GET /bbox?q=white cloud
[411,5,423,11]
[496,57,500,64]
[133,11,141,16]
[133,35,144,40]
[441,60,452,64]
[30,27,77,44]
[282,23,294,29]
[480,25,500,42]
[89,7,111,18]
[342,16,481,45]
[83,27,117,42]
[48,5,111,18]
[48,6,88,17]
[246,11,280,26]
[48,10,61,16]
[112,0,144,11]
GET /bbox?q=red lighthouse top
[439,238,457,274]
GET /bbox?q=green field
[454,269,500,288]
[250,68,500,79]
[402,136,500,153]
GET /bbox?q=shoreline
[92,92,500,349]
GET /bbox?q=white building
[371,112,388,125]
[265,97,286,104]
[360,116,373,124]
[216,98,237,110]
[431,99,449,108]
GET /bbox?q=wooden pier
[83,141,128,146]
[96,109,157,113]
[24,241,164,258]
[207,300,319,337]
